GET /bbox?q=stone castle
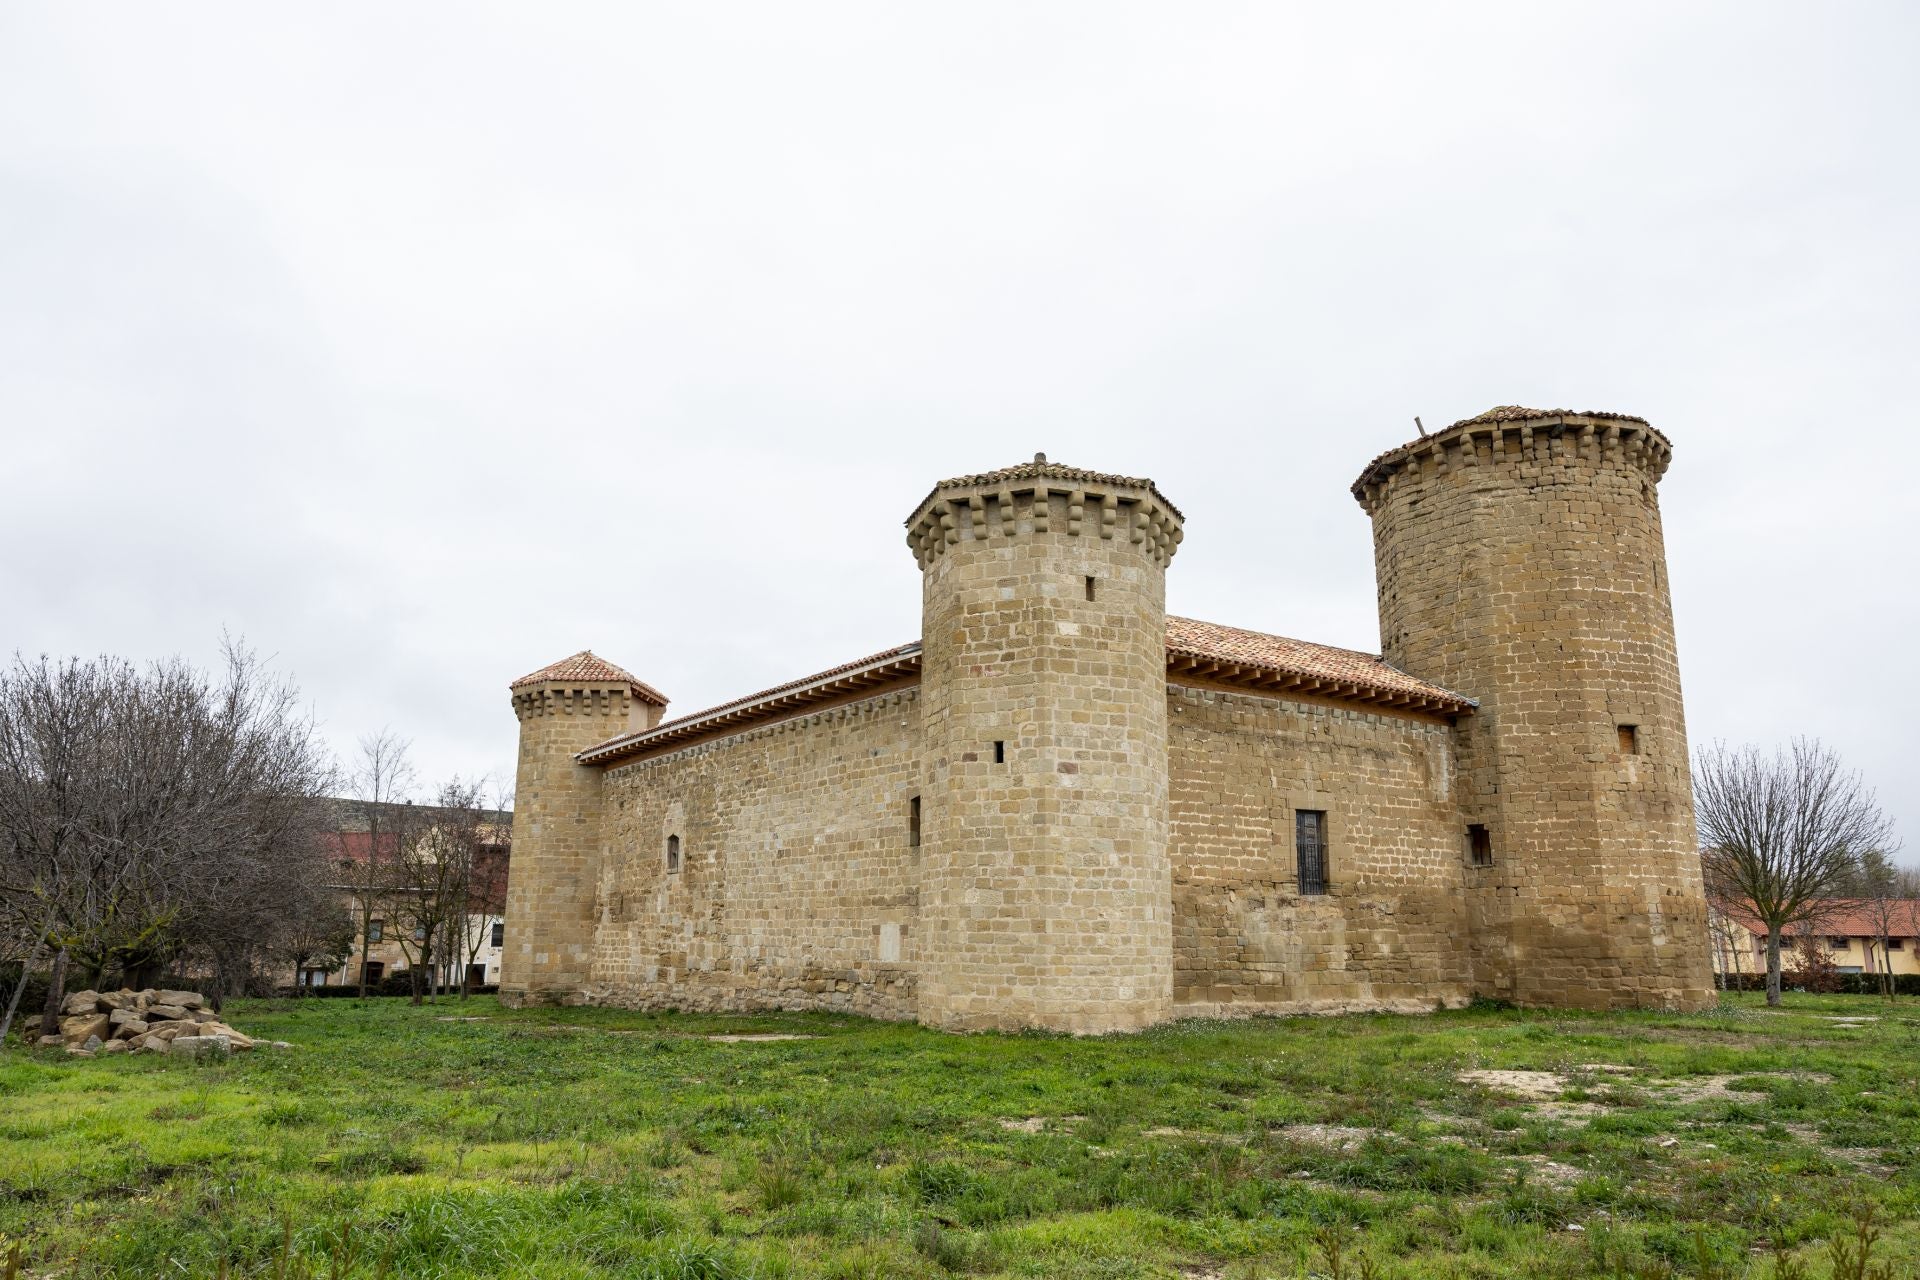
[500,406,1715,1032]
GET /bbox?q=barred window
[1296,810,1328,895]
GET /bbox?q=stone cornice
[1351,411,1673,515]
[904,455,1185,571]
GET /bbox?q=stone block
[170,1034,231,1061]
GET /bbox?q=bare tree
[280,894,357,995]
[455,786,511,999]
[0,655,116,1044]
[0,641,335,1041]
[1696,738,1895,1007]
[1854,849,1919,1001]
[348,730,414,997]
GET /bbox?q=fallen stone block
[101,1039,131,1055]
[155,990,206,1010]
[61,990,102,1017]
[61,1013,112,1045]
[146,1003,190,1022]
[113,1019,149,1040]
[170,1034,231,1061]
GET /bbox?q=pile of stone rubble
[40,987,283,1059]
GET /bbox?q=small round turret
[500,651,665,1006]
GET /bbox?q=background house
[308,798,511,991]
[1710,900,1920,979]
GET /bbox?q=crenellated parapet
[1351,407,1672,515]
[904,454,1185,570]
[512,683,655,724]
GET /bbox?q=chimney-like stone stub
[904,460,1184,571]
[1351,411,1673,515]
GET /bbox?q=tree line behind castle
[0,643,510,1048]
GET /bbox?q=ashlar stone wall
[1167,682,1474,1015]
[588,687,923,1019]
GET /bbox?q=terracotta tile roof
[1166,616,1474,711]
[1446,404,1647,431]
[510,650,668,706]
[579,616,1474,765]
[905,454,1184,526]
[1719,900,1920,939]
[578,642,923,763]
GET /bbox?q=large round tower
[1353,408,1713,1011]
[907,456,1184,1033]
[500,651,666,1006]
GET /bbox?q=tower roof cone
[510,650,667,705]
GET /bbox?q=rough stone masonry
[500,408,1715,1033]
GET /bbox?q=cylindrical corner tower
[500,651,665,1007]
[1353,407,1713,1011]
[907,456,1184,1033]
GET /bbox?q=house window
[490,921,505,948]
[367,919,384,943]
[1295,810,1328,896]
[361,961,385,984]
[993,740,1006,764]
[666,834,681,872]
[1889,938,1905,951]
[412,925,426,943]
[1617,725,1639,754]
[1085,575,1097,601]
[1829,937,1848,950]
[909,795,921,848]
[1467,824,1493,867]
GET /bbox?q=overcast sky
[2,5,1914,854]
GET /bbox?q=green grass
[3,993,1919,1277]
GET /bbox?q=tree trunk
[0,934,49,1047]
[1765,930,1783,1007]
[39,948,70,1039]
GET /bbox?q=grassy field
[2,994,1918,1279]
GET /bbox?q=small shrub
[755,1157,805,1211]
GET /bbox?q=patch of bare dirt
[1144,1126,1244,1144]
[1273,1123,1379,1151]
[1647,1072,1831,1104]
[1513,1155,1585,1188]
[997,1115,1083,1134]
[1781,1124,1896,1175]
[706,1033,816,1043]
[1458,1069,1567,1099]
